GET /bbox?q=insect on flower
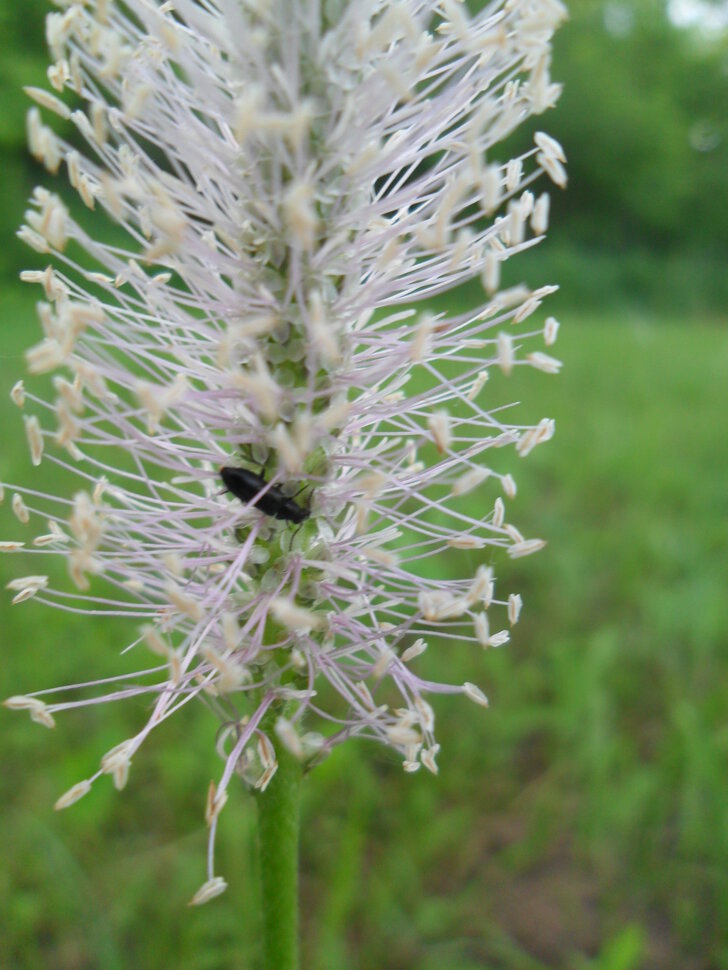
[219,465,310,524]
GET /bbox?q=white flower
[4,0,566,895]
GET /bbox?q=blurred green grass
[1,287,728,969]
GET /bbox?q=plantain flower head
[4,0,566,898]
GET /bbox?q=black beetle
[219,465,310,524]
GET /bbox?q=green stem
[255,738,302,970]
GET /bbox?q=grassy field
[1,289,727,970]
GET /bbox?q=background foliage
[1,1,727,968]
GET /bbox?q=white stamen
[535,130,567,163]
[166,583,203,622]
[508,538,547,558]
[497,332,514,375]
[12,493,30,525]
[401,638,428,663]
[24,415,44,465]
[4,694,55,727]
[508,593,523,625]
[527,351,562,374]
[271,597,322,633]
[501,474,517,498]
[189,878,228,906]
[451,466,490,497]
[275,717,305,759]
[55,779,92,810]
[428,410,451,454]
[544,316,560,346]
[462,683,489,708]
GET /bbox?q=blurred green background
[1,1,727,968]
